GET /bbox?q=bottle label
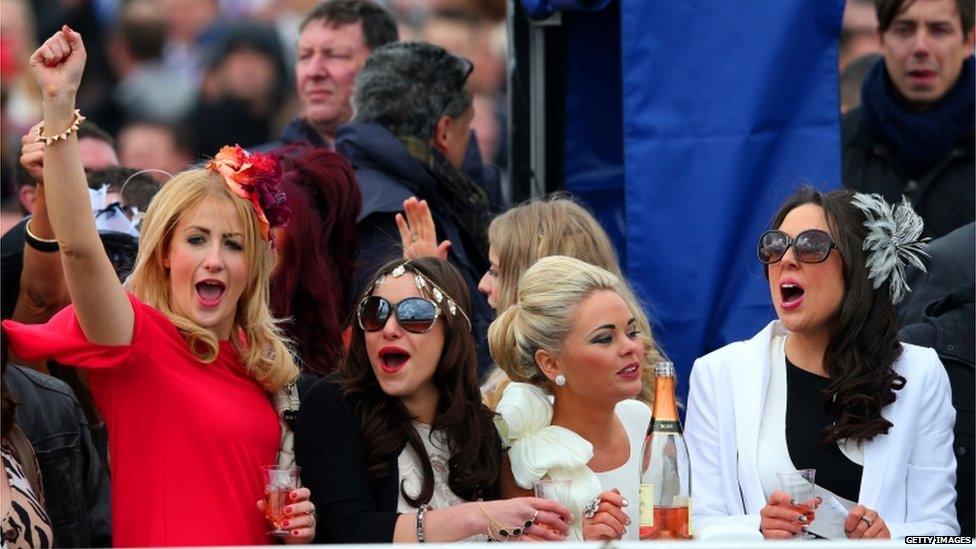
[638,483,654,527]
[671,496,693,538]
[651,419,683,434]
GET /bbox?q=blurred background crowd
[0,0,898,233]
[0,0,508,233]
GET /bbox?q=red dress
[3,295,280,546]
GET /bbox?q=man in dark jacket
[4,364,112,547]
[272,0,398,149]
[337,42,495,375]
[900,284,974,536]
[899,222,974,326]
[841,0,974,238]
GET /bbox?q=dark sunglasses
[758,229,838,264]
[357,296,442,334]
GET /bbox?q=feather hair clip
[850,193,930,304]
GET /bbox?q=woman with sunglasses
[685,187,957,539]
[294,257,572,542]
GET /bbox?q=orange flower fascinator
[206,145,290,242]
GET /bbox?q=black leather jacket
[900,285,975,537]
[4,364,111,547]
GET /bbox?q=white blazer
[685,321,958,538]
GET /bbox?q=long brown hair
[767,187,906,444]
[338,257,500,505]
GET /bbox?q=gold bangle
[35,109,86,146]
[475,501,532,542]
[24,218,60,252]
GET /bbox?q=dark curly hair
[270,145,362,375]
[338,257,500,505]
[766,187,906,444]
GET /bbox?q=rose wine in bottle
[639,362,692,540]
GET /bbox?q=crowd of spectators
[0,0,972,546]
[0,0,508,231]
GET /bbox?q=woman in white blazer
[686,188,958,540]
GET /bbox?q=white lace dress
[396,423,487,541]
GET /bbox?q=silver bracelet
[416,504,430,543]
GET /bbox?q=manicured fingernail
[798,515,808,523]
[622,527,627,535]
[789,498,797,506]
[292,530,300,536]
[284,506,293,514]
[282,520,290,527]
[290,492,299,501]
[801,526,809,533]
[625,517,631,525]
[621,498,630,507]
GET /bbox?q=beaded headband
[368,261,473,331]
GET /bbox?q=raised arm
[12,123,70,324]
[29,27,133,344]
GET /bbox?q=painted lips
[378,346,410,374]
[617,361,641,380]
[196,280,226,307]
[779,279,805,310]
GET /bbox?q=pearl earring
[554,374,566,387]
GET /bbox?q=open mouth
[780,281,805,306]
[378,347,410,373]
[908,69,936,83]
[617,362,640,378]
[196,280,226,307]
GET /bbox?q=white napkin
[808,491,856,539]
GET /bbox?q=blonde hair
[489,256,641,389]
[127,169,298,392]
[483,196,663,406]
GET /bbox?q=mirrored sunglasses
[758,229,838,264]
[357,296,441,334]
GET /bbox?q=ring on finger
[860,515,874,527]
[583,497,601,519]
[410,232,419,243]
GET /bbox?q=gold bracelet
[475,501,534,542]
[35,109,86,146]
[24,218,60,252]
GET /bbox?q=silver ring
[860,515,874,527]
[583,497,601,519]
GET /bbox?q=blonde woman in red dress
[3,27,315,546]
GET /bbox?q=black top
[784,357,863,502]
[294,375,501,543]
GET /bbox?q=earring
[554,374,566,387]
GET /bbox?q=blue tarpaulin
[563,0,844,403]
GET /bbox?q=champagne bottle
[639,362,692,540]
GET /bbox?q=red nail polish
[284,506,292,514]
[292,530,300,536]
[290,492,299,501]
[282,520,290,527]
